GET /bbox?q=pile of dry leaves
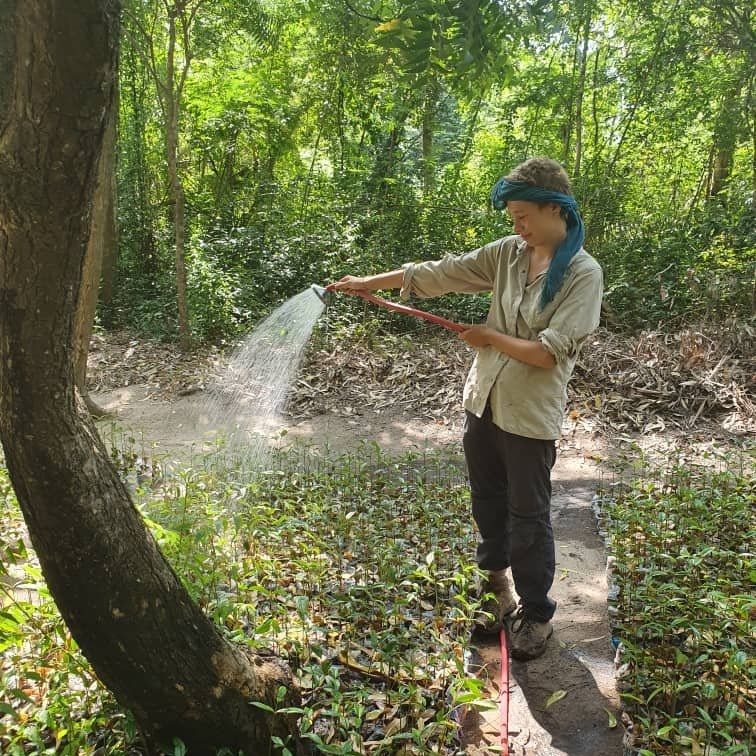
[86,330,223,398]
[290,322,755,435]
[570,324,755,434]
[87,321,755,436]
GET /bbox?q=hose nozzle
[311,284,329,303]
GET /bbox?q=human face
[506,200,565,249]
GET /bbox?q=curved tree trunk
[0,3,303,753]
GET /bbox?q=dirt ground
[94,385,624,755]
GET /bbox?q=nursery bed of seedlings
[1,443,490,754]
[596,446,755,756]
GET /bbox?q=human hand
[458,325,494,348]
[328,275,375,294]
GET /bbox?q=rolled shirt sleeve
[537,265,603,363]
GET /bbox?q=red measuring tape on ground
[500,627,510,755]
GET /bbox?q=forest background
[108,0,754,346]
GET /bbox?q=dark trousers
[463,403,557,622]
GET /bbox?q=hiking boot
[475,568,517,634]
[508,606,553,660]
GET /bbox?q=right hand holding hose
[327,275,376,294]
[328,269,405,294]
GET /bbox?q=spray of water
[192,287,325,469]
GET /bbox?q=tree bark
[74,89,118,418]
[751,75,756,212]
[0,3,304,753]
[99,83,119,311]
[165,10,191,350]
[709,80,744,198]
[573,3,592,178]
[366,92,413,198]
[421,77,439,196]
[561,19,582,165]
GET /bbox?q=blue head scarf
[491,178,584,309]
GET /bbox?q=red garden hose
[500,627,510,755]
[321,284,466,333]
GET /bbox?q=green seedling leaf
[545,689,567,708]
[723,701,738,721]
[250,700,276,713]
[603,707,617,728]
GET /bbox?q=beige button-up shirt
[400,234,603,440]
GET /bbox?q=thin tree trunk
[561,19,582,165]
[421,77,439,196]
[573,3,592,178]
[453,93,483,181]
[123,34,155,275]
[606,0,681,176]
[98,157,119,310]
[0,3,304,752]
[166,12,191,350]
[366,91,414,197]
[590,40,602,171]
[74,92,118,418]
[709,80,744,198]
[99,78,120,310]
[751,77,756,212]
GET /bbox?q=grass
[0,438,491,754]
[596,443,755,756]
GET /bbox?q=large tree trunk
[0,3,303,753]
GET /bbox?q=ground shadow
[465,628,624,755]
[505,630,624,755]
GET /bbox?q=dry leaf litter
[87,322,755,437]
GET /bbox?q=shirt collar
[514,236,529,257]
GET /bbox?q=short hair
[505,157,572,196]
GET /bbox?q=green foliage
[135,443,483,751]
[369,0,516,87]
[599,202,755,329]
[109,0,755,342]
[1,443,491,753]
[597,447,755,755]
[0,469,139,754]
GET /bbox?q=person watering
[329,157,603,660]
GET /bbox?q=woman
[329,157,603,660]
